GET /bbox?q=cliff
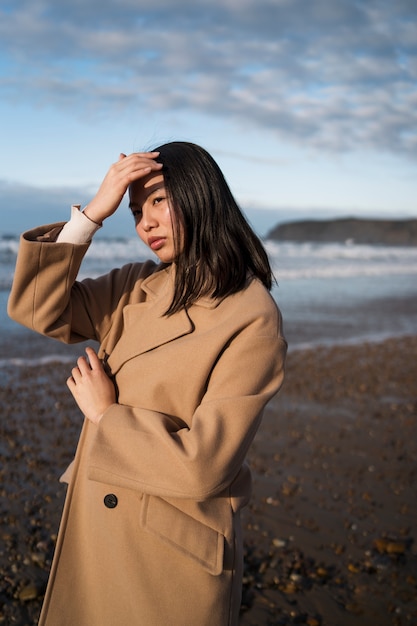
[266,217,417,246]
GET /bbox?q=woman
[8,142,286,626]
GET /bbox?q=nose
[140,207,158,232]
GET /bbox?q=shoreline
[1,336,416,625]
[2,286,417,360]
[1,321,417,366]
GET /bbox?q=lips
[148,236,166,251]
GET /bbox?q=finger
[119,161,163,186]
[70,366,81,382]
[132,151,160,157]
[123,153,162,168]
[85,346,103,370]
[116,157,161,179]
[76,356,91,374]
[67,375,75,389]
[130,159,164,176]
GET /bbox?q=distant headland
[266,217,417,246]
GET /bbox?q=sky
[0,0,416,237]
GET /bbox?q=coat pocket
[140,494,224,576]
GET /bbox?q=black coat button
[104,494,118,509]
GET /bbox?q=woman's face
[129,172,181,263]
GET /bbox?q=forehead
[129,172,165,203]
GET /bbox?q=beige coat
[8,223,287,626]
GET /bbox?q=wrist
[57,205,101,244]
[83,204,103,226]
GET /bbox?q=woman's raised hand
[83,152,163,225]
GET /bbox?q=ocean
[1,234,416,365]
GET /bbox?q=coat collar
[140,264,220,310]
[107,264,218,375]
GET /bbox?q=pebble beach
[1,334,416,625]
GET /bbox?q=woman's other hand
[84,152,163,225]
[67,346,117,424]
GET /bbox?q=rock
[18,582,40,601]
[281,581,298,594]
[345,602,364,615]
[266,217,417,246]
[373,537,408,555]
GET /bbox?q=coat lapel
[107,266,194,375]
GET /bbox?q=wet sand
[1,336,416,625]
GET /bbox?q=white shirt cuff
[56,205,101,243]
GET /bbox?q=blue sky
[0,0,416,236]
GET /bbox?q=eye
[152,196,165,206]
[131,208,142,220]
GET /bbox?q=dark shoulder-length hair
[154,141,274,315]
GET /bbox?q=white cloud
[0,0,416,157]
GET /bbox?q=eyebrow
[146,185,165,198]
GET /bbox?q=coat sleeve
[7,226,93,342]
[88,309,287,501]
[7,225,155,344]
